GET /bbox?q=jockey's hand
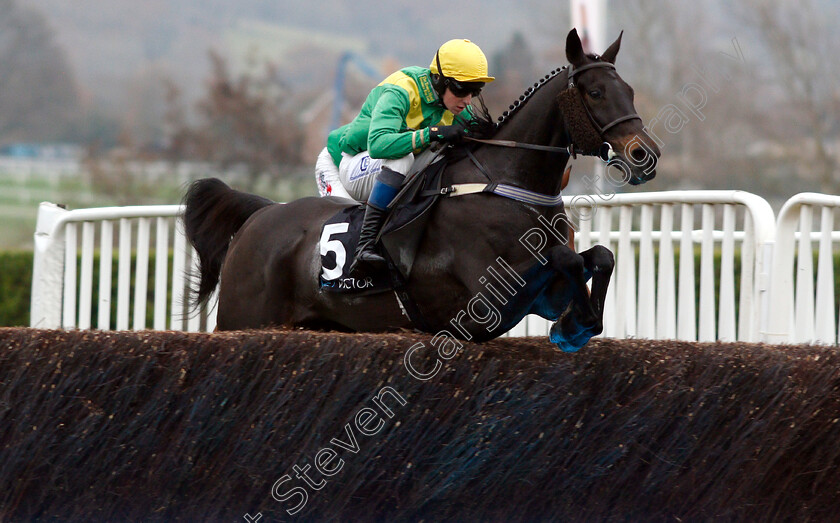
[429,124,467,144]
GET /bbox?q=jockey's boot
[352,203,388,267]
[350,166,405,272]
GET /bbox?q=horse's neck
[472,74,571,195]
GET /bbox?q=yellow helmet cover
[430,39,495,83]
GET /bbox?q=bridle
[465,60,641,162]
[432,60,651,207]
[566,61,642,136]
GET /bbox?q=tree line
[1,0,837,198]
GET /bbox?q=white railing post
[599,207,616,338]
[732,192,775,343]
[698,204,716,342]
[116,218,132,330]
[78,222,95,329]
[814,207,835,344]
[616,205,636,338]
[154,217,170,330]
[718,205,736,341]
[62,223,78,328]
[766,195,809,343]
[656,204,676,339]
[98,220,114,330]
[171,219,189,331]
[133,217,151,330]
[30,202,69,328]
[738,213,755,341]
[637,204,655,338]
[794,206,815,343]
[677,204,696,341]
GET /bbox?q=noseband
[566,61,642,136]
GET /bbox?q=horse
[183,28,661,352]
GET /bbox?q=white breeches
[314,147,414,202]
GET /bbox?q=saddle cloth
[318,205,391,295]
[318,154,448,294]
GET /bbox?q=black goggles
[448,79,484,98]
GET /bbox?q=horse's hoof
[549,316,600,352]
[549,328,590,352]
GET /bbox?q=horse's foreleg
[579,244,614,319]
[545,244,614,352]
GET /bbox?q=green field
[0,164,317,250]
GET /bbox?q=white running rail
[765,193,840,345]
[30,202,217,331]
[34,191,840,346]
[507,190,776,342]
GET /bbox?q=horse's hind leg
[548,245,614,352]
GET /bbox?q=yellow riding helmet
[430,39,495,83]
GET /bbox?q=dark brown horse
[184,29,660,352]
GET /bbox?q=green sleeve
[368,89,430,159]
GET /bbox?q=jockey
[315,38,494,269]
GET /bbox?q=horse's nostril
[631,148,647,163]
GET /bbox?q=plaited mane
[494,67,567,130]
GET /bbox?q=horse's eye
[589,89,602,99]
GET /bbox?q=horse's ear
[566,28,586,66]
[601,31,623,64]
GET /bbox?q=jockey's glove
[428,124,467,144]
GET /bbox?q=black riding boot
[353,203,387,268]
[349,166,406,272]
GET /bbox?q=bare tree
[0,0,78,142]
[609,0,747,186]
[735,0,839,193]
[164,51,304,189]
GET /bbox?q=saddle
[319,150,448,295]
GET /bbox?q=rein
[463,136,609,160]
[463,136,569,155]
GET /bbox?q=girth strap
[432,182,564,207]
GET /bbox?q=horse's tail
[182,178,274,307]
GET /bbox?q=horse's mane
[493,66,568,133]
[451,66,569,144]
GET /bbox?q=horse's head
[561,28,661,186]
